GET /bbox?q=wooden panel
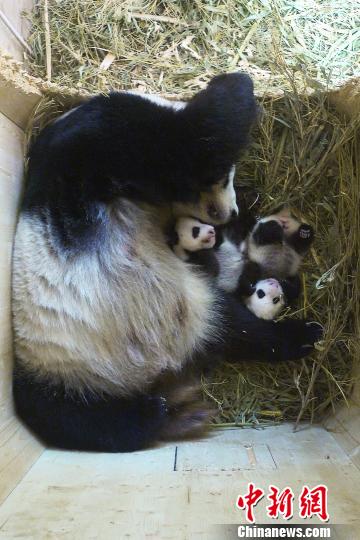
[0,111,24,426]
[0,0,34,62]
[0,418,43,505]
[0,86,44,504]
[0,426,358,539]
[0,53,41,129]
[323,361,360,470]
[176,431,276,471]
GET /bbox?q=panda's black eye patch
[273,297,280,304]
[192,226,200,239]
[257,289,265,299]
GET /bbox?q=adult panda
[12,73,321,452]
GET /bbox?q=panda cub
[170,207,314,320]
[170,216,286,320]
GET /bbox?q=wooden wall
[0,0,33,62]
[0,0,43,506]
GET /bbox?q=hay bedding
[24,1,359,427]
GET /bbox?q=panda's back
[12,200,216,397]
[248,242,301,278]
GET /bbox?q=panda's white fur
[12,200,220,397]
[244,278,285,320]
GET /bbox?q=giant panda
[12,73,322,452]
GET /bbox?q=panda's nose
[231,209,238,219]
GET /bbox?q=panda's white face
[245,278,285,320]
[172,165,238,225]
[175,218,216,252]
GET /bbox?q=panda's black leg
[13,364,213,452]
[235,261,262,298]
[217,294,322,363]
[252,220,284,246]
[280,275,302,303]
[13,366,170,452]
[287,223,314,255]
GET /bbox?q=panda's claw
[306,321,323,329]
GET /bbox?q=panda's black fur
[12,73,322,453]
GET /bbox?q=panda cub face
[175,217,216,252]
[173,165,238,226]
[245,278,286,320]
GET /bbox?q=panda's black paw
[274,319,323,361]
[298,223,314,242]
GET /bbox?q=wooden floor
[0,424,359,539]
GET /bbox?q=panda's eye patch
[273,297,280,304]
[192,226,200,239]
[257,289,265,299]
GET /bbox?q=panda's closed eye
[256,289,265,299]
[192,226,200,239]
[273,297,280,304]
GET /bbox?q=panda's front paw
[298,223,314,242]
[275,319,323,361]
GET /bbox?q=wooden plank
[0,417,43,506]
[0,53,41,129]
[0,425,359,538]
[323,362,360,470]
[0,0,34,62]
[0,111,24,424]
[0,109,38,512]
[176,430,276,471]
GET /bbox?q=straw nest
[26,0,359,96]
[24,1,359,427]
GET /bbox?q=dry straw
[26,0,359,95]
[25,0,359,427]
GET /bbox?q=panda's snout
[207,204,238,224]
[202,226,216,245]
[207,203,220,221]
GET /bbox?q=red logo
[299,485,329,522]
[267,485,294,520]
[236,483,265,524]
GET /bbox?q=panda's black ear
[192,226,200,239]
[252,220,283,246]
[256,289,266,299]
[181,73,258,189]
